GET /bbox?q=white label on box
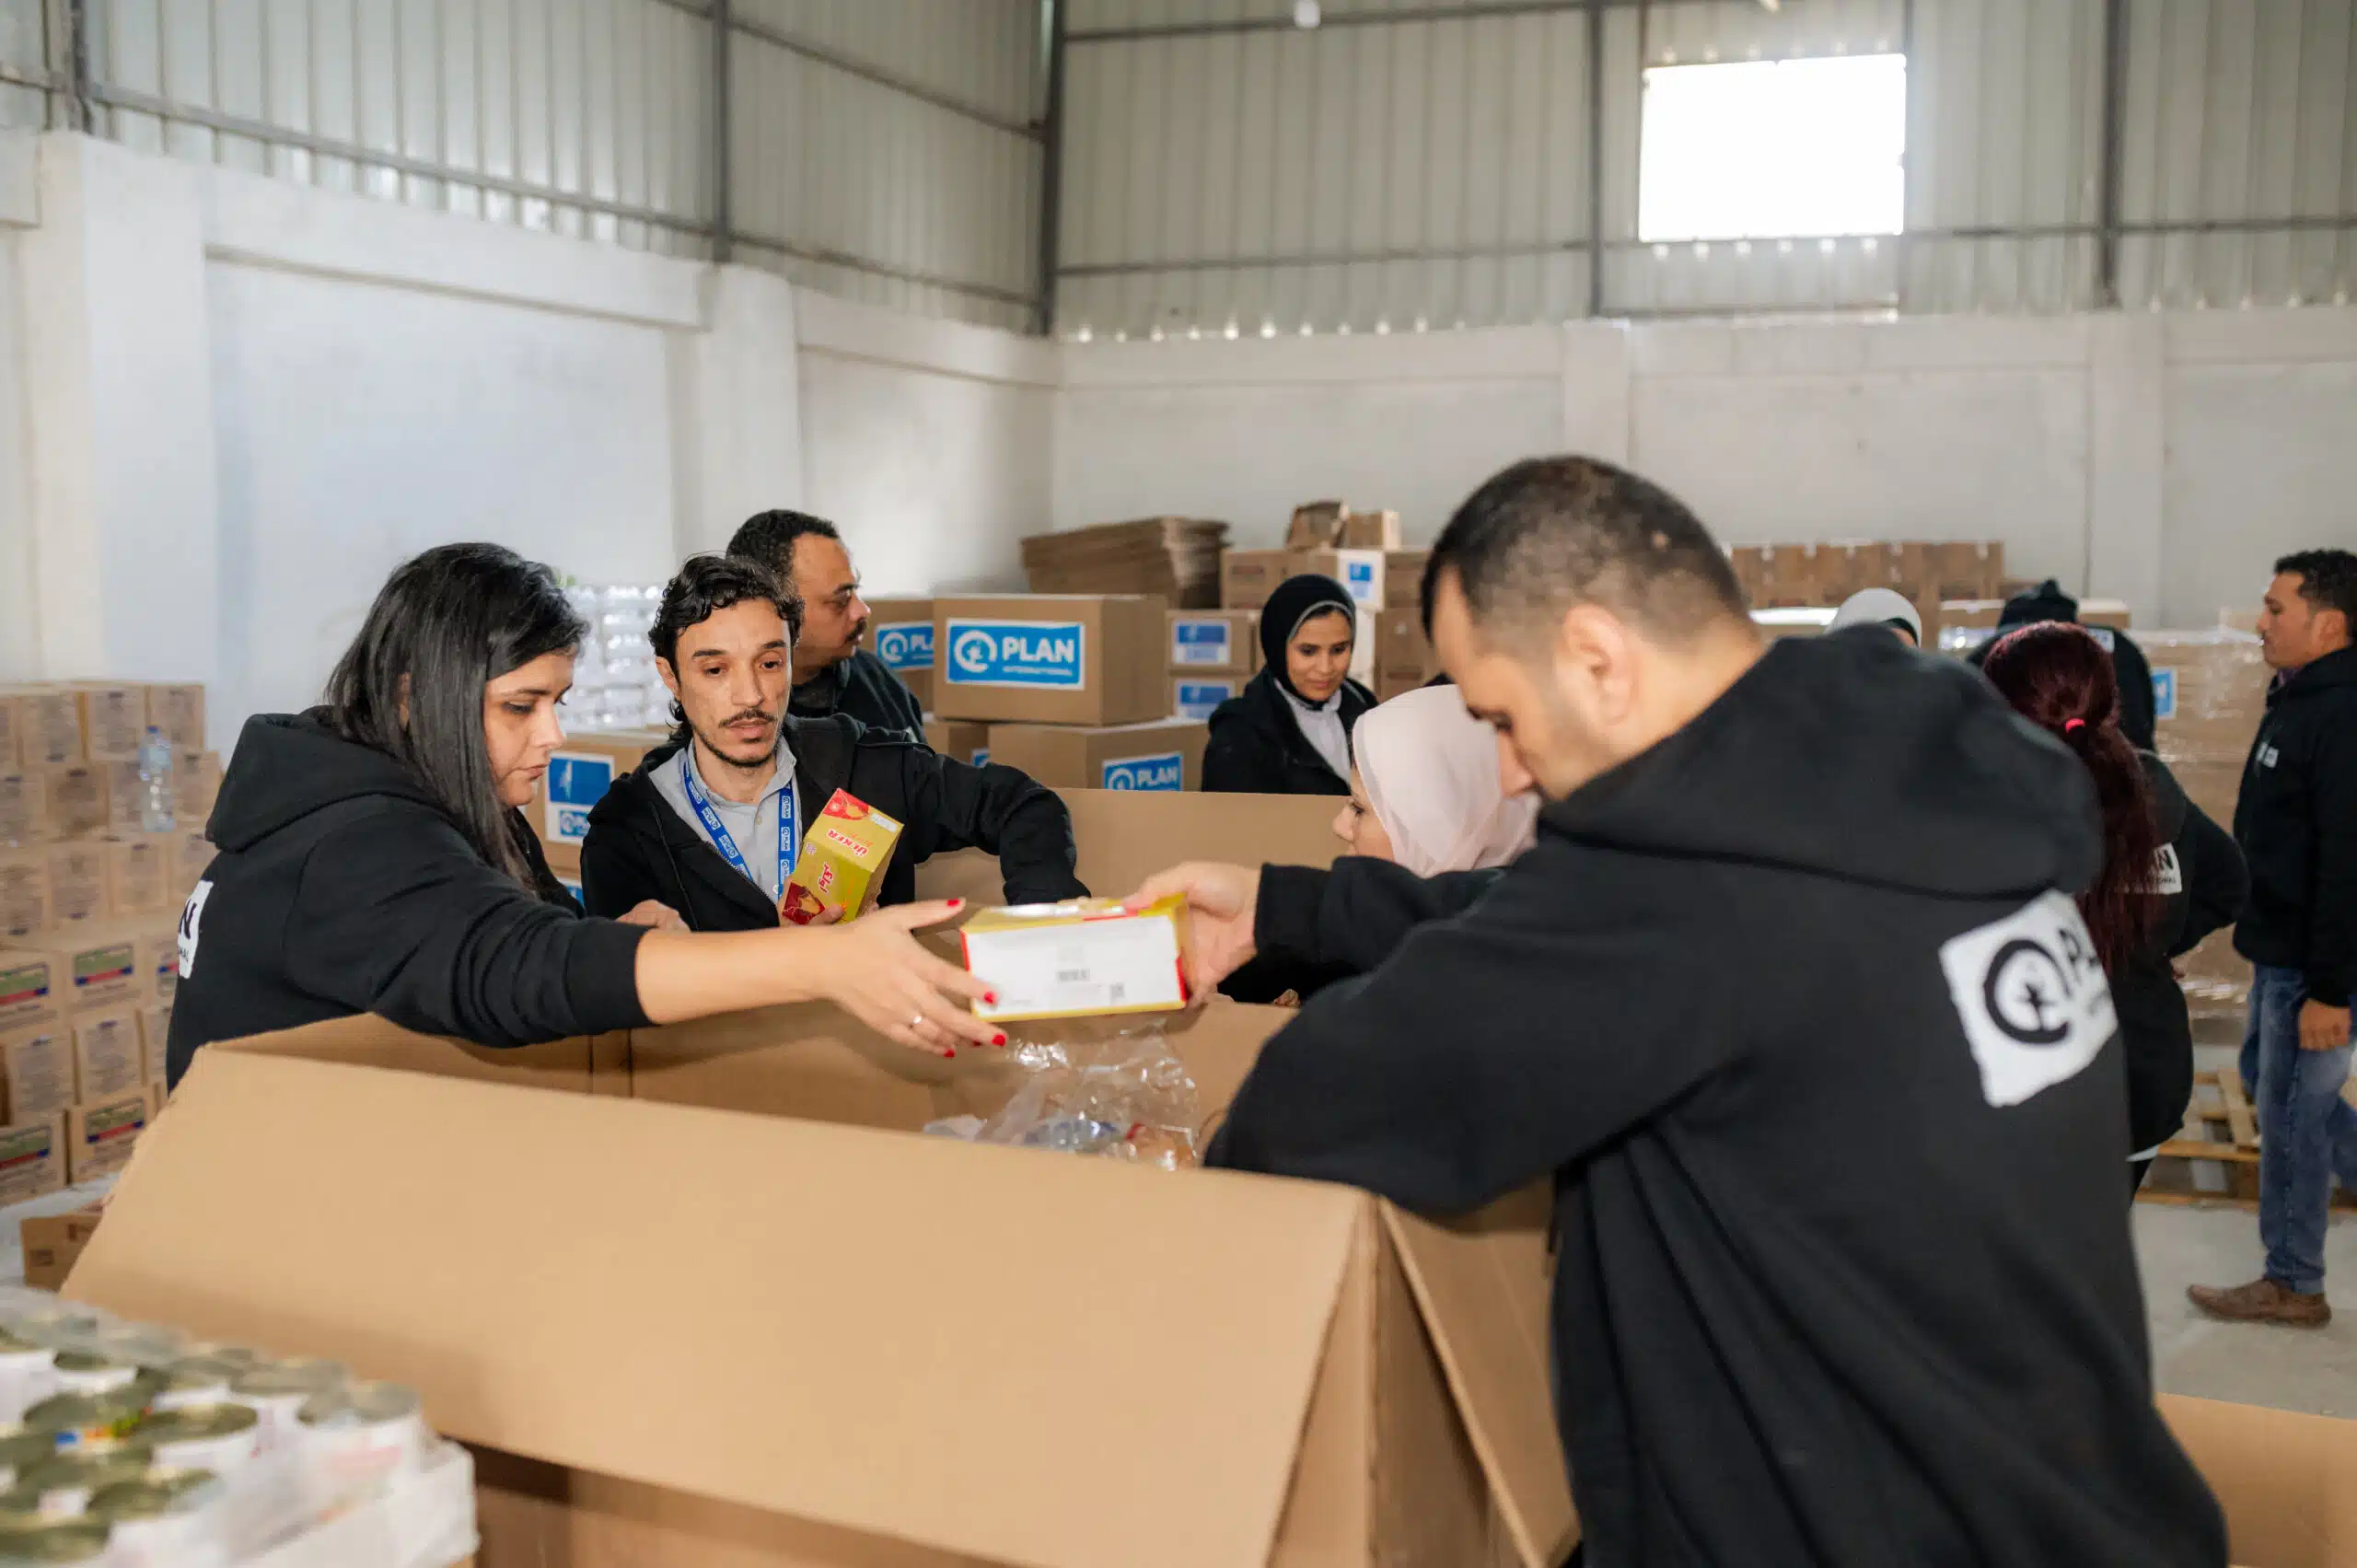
[543,753,617,847]
[1170,620,1232,666]
[965,915,1185,1020]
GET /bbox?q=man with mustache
[577,554,1086,933]
[728,509,925,742]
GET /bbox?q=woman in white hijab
[1333,684,1538,875]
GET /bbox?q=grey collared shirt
[652,738,800,903]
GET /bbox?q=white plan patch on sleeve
[2151,843,2184,896]
[179,879,212,979]
[1940,890,2118,1108]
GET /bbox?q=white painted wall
[1057,308,2357,628]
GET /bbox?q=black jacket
[1967,581,2157,751]
[2116,753,2247,1152]
[167,712,649,1087]
[578,715,1086,932]
[788,649,925,740]
[2233,645,2357,1005]
[1202,668,1376,796]
[1207,634,2223,1568]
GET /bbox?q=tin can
[86,1325,182,1370]
[147,1359,237,1414]
[0,1307,99,1353]
[0,1521,111,1563]
[20,1445,151,1518]
[0,1436,54,1496]
[297,1380,426,1492]
[173,1344,260,1375]
[45,1355,136,1400]
[227,1359,344,1452]
[87,1470,229,1568]
[21,1390,145,1449]
[136,1404,260,1476]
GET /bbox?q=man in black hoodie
[728,509,926,741]
[580,555,1086,931]
[1142,457,2223,1567]
[1966,578,2158,749]
[2190,549,2357,1328]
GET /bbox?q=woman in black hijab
[1202,574,1377,796]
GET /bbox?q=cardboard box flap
[2160,1393,2357,1568]
[1381,1190,1578,1568]
[70,1047,1367,1568]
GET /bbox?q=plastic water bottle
[138,726,176,833]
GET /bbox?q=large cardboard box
[42,762,106,840]
[1167,609,1260,677]
[24,921,148,1015]
[1173,676,1241,722]
[1292,549,1387,614]
[0,688,80,767]
[146,683,205,751]
[866,598,935,711]
[921,719,992,769]
[1287,504,1401,553]
[73,684,145,762]
[932,596,1167,727]
[1376,608,1434,683]
[45,841,110,925]
[533,729,668,873]
[0,768,46,847]
[69,992,1575,1568]
[139,1004,170,1084]
[983,719,1209,794]
[1931,541,2005,601]
[65,1088,151,1183]
[19,1200,100,1290]
[72,1007,144,1102]
[0,1119,67,1213]
[173,749,223,829]
[101,833,172,916]
[0,851,46,939]
[1221,549,1295,610]
[1,1021,71,1122]
[170,831,213,903]
[0,947,56,1032]
[1022,519,1227,608]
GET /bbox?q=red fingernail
[985,992,1000,1005]
[943,1046,957,1058]
[949,899,965,911]
[993,1032,1008,1048]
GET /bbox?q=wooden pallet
[2137,1069,2357,1209]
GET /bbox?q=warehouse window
[1638,55,1907,243]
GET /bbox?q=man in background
[727,509,925,740]
[2191,549,2357,1328]
[1967,579,2157,749]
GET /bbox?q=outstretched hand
[814,900,1001,1058]
[1124,862,1261,996]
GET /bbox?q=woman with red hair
[1983,622,2248,1193]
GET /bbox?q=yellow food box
[959,896,1191,1023]
[780,791,903,925]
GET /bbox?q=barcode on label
[1056,969,1090,984]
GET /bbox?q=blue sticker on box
[543,753,616,847]
[971,749,991,768]
[1102,752,1184,791]
[2153,668,2177,721]
[944,621,1087,689]
[1171,620,1232,666]
[875,621,935,673]
[1342,559,1380,605]
[1174,681,1235,721]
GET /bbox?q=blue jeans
[2240,965,2357,1295]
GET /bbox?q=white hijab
[1354,686,1540,877]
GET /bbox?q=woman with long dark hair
[1202,574,1377,796]
[168,544,998,1086]
[1983,623,2247,1192]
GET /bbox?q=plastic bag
[923,1026,1202,1170]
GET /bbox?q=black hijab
[1260,574,1357,702]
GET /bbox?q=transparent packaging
[928,1025,1204,1171]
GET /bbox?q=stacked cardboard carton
[530,727,670,890]
[1220,505,1425,691]
[927,595,1208,792]
[1021,518,1230,609]
[1937,596,2133,656]
[867,598,936,710]
[1167,609,1259,720]
[1727,539,2009,641]
[2146,627,2271,1038]
[0,680,210,1184]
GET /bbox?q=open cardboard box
[65,1001,1573,1568]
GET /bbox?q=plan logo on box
[944,621,1087,689]
[1342,560,1379,604]
[1102,752,1184,791]
[875,622,935,673]
[1939,890,2115,1109]
[544,753,617,847]
[2152,668,2177,722]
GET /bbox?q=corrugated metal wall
[0,0,1049,328]
[1056,0,2357,334]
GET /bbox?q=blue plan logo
[944,620,1087,689]
[875,621,935,673]
[543,753,617,846]
[2151,668,2177,721]
[1102,752,1184,791]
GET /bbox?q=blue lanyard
[680,755,797,892]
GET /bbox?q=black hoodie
[578,714,1086,932]
[167,713,650,1086]
[1967,580,2158,751]
[1202,668,1376,796]
[2232,644,2357,1005]
[1207,634,2224,1568]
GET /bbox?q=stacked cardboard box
[530,727,670,876]
[2146,627,2271,1038]
[1167,609,1258,721]
[925,596,1207,792]
[1374,607,1436,703]
[1727,539,2006,638]
[1021,518,1230,609]
[867,598,935,710]
[1937,597,2133,657]
[0,915,173,1193]
[1285,501,1402,552]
